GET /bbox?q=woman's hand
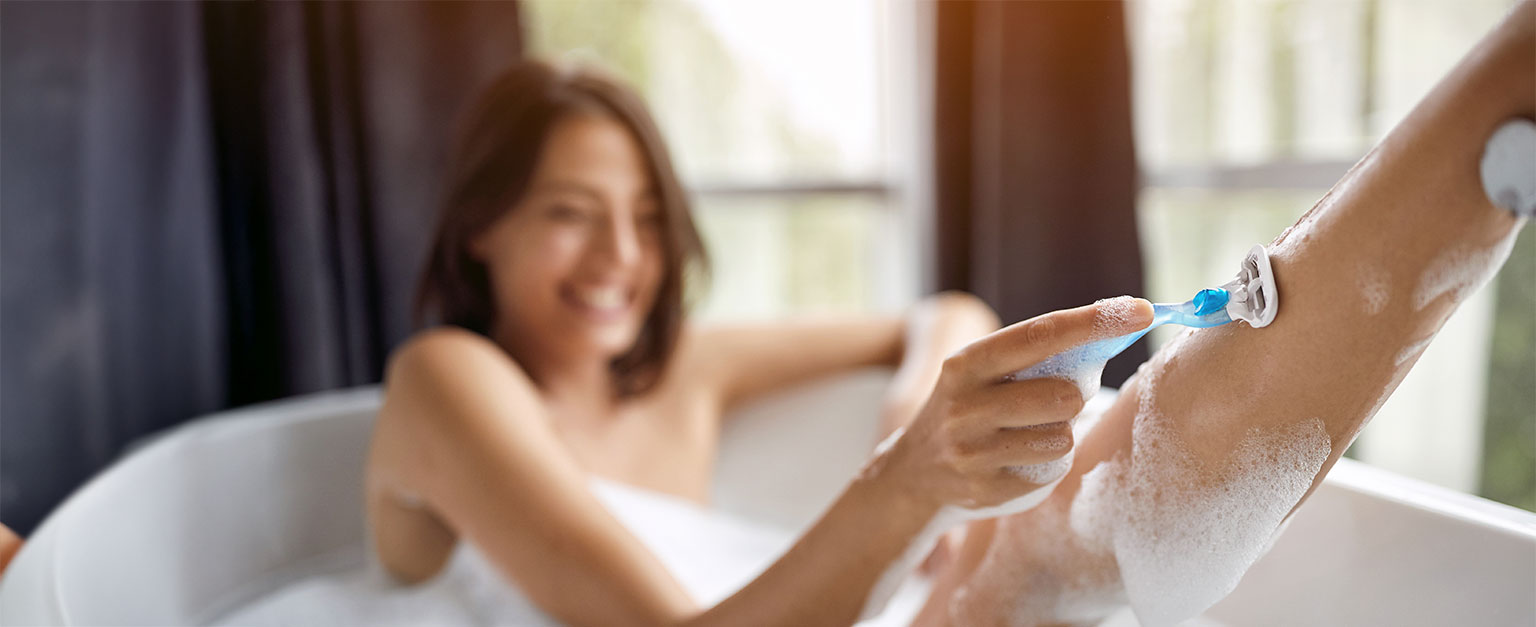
[866,298,1153,513]
[879,292,1001,442]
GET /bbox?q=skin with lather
[919,2,1534,624]
[367,3,1534,625]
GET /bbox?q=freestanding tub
[2,370,1533,625]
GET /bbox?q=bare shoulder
[386,327,532,396]
[377,328,548,454]
[368,328,550,581]
[369,328,521,582]
[387,327,510,380]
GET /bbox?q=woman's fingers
[944,297,1153,387]
[955,421,1074,472]
[947,377,1086,434]
[882,298,1152,512]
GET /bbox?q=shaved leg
[919,3,1534,625]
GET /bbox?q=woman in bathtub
[367,0,1533,623]
[367,55,1061,622]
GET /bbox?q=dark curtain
[1,2,522,535]
[934,0,1148,387]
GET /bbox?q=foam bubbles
[1025,433,1071,452]
[949,501,1128,627]
[955,353,1334,627]
[1068,460,1119,555]
[1093,296,1140,338]
[1086,365,1332,627]
[1007,455,1073,484]
[1395,336,1433,366]
[1010,347,1105,402]
[1007,296,1149,402]
[1413,224,1523,309]
[1358,264,1390,315]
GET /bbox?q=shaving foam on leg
[1358,263,1390,315]
[1394,336,1434,366]
[1413,224,1524,309]
[948,352,1333,627]
[866,298,1151,620]
[1107,375,1330,627]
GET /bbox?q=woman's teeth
[574,287,626,310]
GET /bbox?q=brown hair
[415,59,707,398]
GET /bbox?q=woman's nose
[594,213,643,267]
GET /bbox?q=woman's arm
[373,329,697,622]
[376,302,1151,627]
[937,3,1534,625]
[696,291,999,423]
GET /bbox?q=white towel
[217,477,931,626]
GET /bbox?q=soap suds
[1358,264,1390,315]
[1084,357,1331,627]
[1413,223,1523,309]
[1007,455,1073,484]
[952,351,1333,627]
[1068,459,1120,555]
[1024,433,1072,452]
[1009,349,1106,403]
[1005,296,1145,401]
[1092,296,1140,339]
[949,501,1127,627]
[1111,411,1330,626]
[1394,336,1433,366]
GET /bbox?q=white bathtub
[2,371,1533,625]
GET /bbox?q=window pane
[1130,0,1516,168]
[1372,0,1520,137]
[689,194,894,320]
[523,0,887,184]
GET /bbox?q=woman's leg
[919,3,1535,625]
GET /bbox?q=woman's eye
[547,204,587,221]
[638,212,664,229]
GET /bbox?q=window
[526,0,1532,511]
[1129,0,1533,511]
[523,0,924,320]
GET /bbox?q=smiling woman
[470,118,667,378]
[361,55,1151,626]
[413,63,707,399]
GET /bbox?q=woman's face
[472,112,666,362]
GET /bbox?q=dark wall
[0,2,522,535]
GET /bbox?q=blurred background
[2,0,1531,538]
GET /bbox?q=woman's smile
[561,282,637,323]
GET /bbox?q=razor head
[1223,244,1279,328]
